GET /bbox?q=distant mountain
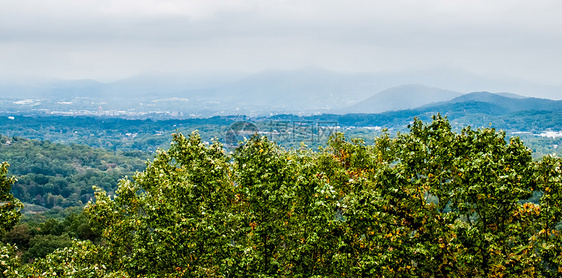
[443,92,562,113]
[186,67,390,111]
[46,79,106,98]
[374,67,562,100]
[98,72,243,99]
[2,66,562,116]
[496,92,527,99]
[278,92,562,133]
[0,76,107,99]
[342,84,463,114]
[0,72,242,100]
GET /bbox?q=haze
[1,0,562,98]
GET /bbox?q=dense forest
[0,135,148,209]
[2,115,562,277]
[0,135,142,265]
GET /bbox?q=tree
[368,115,538,276]
[18,240,127,277]
[86,132,238,276]
[1,162,23,277]
[0,162,22,235]
[532,155,562,276]
[2,224,32,250]
[22,234,74,262]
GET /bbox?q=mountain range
[273,90,562,134]
[2,67,562,116]
[341,84,463,114]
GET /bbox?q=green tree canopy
[1,162,23,277]
[4,115,562,277]
[0,162,22,235]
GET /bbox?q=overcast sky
[1,0,562,85]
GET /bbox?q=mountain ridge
[442,91,562,113]
[342,84,463,114]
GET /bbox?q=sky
[1,0,562,87]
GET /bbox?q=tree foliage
[1,163,22,277]
[0,163,22,235]
[4,115,562,276]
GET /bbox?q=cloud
[3,0,561,42]
[0,2,558,40]
[0,0,561,85]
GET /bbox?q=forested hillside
[2,115,562,277]
[0,135,148,209]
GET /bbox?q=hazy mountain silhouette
[343,84,462,114]
[2,67,562,116]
